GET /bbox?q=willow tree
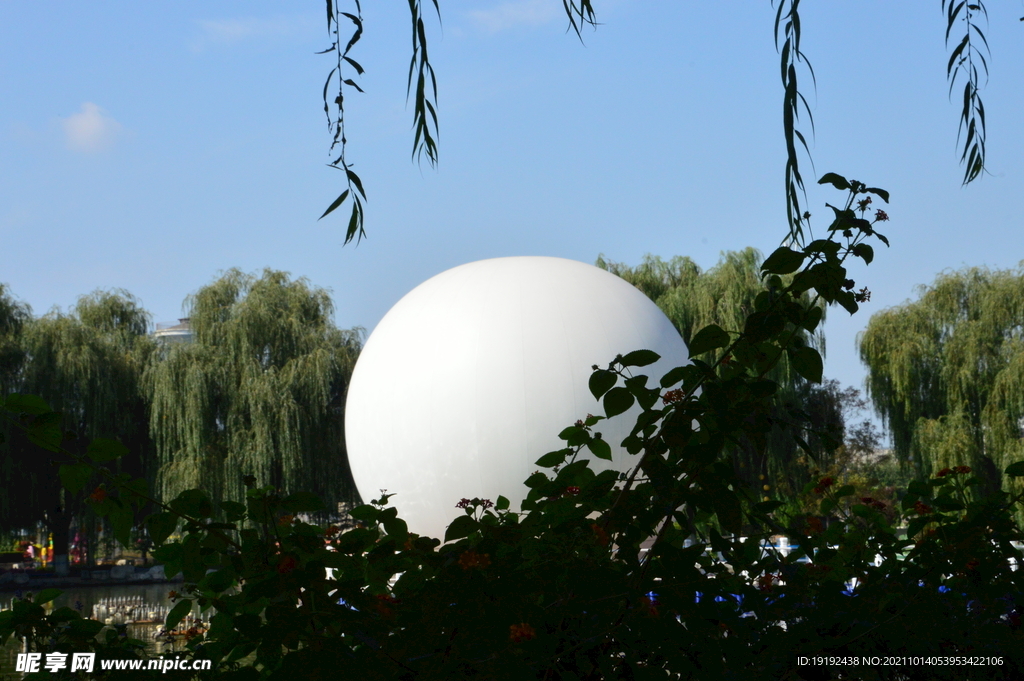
[0,284,30,400]
[144,269,363,511]
[597,248,841,496]
[0,285,32,531]
[2,290,155,572]
[859,265,1024,499]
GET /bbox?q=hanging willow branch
[773,0,816,248]
[319,0,368,243]
[562,0,598,40]
[943,0,990,184]
[319,0,441,244]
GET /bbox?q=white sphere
[344,256,690,540]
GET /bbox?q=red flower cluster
[807,564,833,579]
[455,498,494,510]
[89,487,107,504]
[756,573,781,593]
[277,514,295,526]
[914,501,933,515]
[874,209,889,222]
[639,595,659,618]
[374,594,399,617]
[938,465,972,477]
[806,516,824,535]
[662,389,685,405]
[509,623,536,643]
[324,525,340,538]
[591,523,610,546]
[458,550,491,570]
[565,486,581,496]
[276,555,299,575]
[813,477,835,495]
[860,497,887,511]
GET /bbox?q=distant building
[153,318,193,345]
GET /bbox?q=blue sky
[2,2,1022,437]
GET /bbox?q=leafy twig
[943,0,990,184]
[320,1,369,244]
[774,0,817,248]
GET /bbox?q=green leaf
[110,506,133,547]
[588,369,617,400]
[200,568,237,594]
[619,349,660,367]
[603,387,635,418]
[688,324,730,356]
[753,500,784,514]
[748,380,778,398]
[761,247,806,275]
[565,428,591,447]
[170,489,214,519]
[147,512,179,546]
[444,515,478,543]
[558,426,578,441]
[1005,461,1024,477]
[802,306,823,332]
[744,312,786,343]
[319,189,349,220]
[535,449,569,468]
[835,291,859,315]
[282,491,326,513]
[32,589,63,606]
[931,495,964,512]
[906,517,930,541]
[4,393,51,415]
[587,437,612,461]
[835,485,855,498]
[180,535,204,583]
[58,463,93,495]
[349,504,380,522]
[383,516,408,540]
[818,172,850,190]
[87,437,129,462]
[852,243,874,265]
[864,187,889,203]
[165,599,193,632]
[28,412,63,452]
[120,477,148,508]
[712,489,742,536]
[495,495,509,511]
[220,500,246,521]
[659,365,693,388]
[788,346,823,383]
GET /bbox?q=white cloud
[191,16,313,51]
[61,102,122,153]
[469,0,560,33]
